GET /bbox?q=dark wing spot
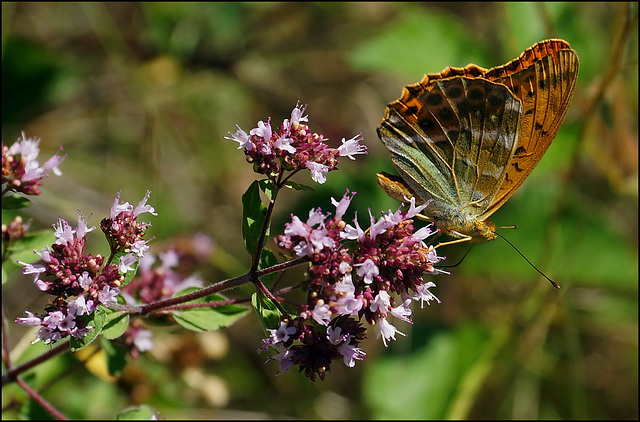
[506,60,521,72]
[425,92,443,106]
[488,94,504,108]
[538,78,547,90]
[406,85,422,95]
[534,122,544,131]
[456,102,471,117]
[515,146,527,155]
[445,86,463,99]
[438,107,454,122]
[419,116,437,133]
[468,88,484,101]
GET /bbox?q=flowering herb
[7,101,445,389]
[224,102,445,381]
[258,191,444,380]
[16,192,156,346]
[226,101,366,184]
[2,132,65,196]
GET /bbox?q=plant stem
[2,340,70,387]
[15,377,67,420]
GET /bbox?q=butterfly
[377,39,579,246]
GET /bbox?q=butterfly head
[431,212,497,243]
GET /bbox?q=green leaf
[242,180,269,257]
[101,337,128,376]
[283,180,315,192]
[116,405,156,420]
[1,194,32,210]
[171,287,249,332]
[252,291,283,331]
[258,248,279,285]
[70,308,108,351]
[258,178,277,202]
[101,308,130,340]
[5,230,55,264]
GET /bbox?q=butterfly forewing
[482,40,579,215]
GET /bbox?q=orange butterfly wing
[422,39,580,217]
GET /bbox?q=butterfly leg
[435,236,473,249]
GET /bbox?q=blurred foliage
[2,2,637,420]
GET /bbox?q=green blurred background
[2,2,637,419]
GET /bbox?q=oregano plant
[2,102,446,418]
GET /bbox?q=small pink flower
[16,311,41,327]
[224,124,253,150]
[376,317,406,347]
[337,134,367,160]
[355,258,379,284]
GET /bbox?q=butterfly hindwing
[378,83,456,206]
[378,77,522,220]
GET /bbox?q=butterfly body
[376,171,498,242]
[377,39,579,243]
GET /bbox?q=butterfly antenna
[438,243,474,269]
[495,232,560,289]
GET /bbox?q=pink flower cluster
[2,215,31,243]
[261,315,366,382]
[100,190,156,259]
[2,132,65,195]
[226,102,367,183]
[262,191,446,381]
[16,192,156,345]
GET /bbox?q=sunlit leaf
[259,178,277,202]
[101,308,130,340]
[1,194,31,210]
[116,405,156,420]
[70,308,108,351]
[171,286,249,331]
[242,180,269,258]
[283,180,315,192]
[252,291,283,331]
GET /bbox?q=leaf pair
[241,179,313,331]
